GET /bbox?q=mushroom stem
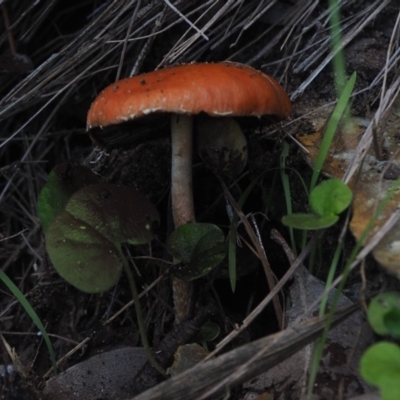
[170,114,195,226]
[170,113,194,324]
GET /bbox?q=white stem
[170,113,194,324]
[170,114,195,227]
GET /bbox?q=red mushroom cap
[87,62,291,129]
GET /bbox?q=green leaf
[368,292,400,337]
[282,179,352,230]
[193,322,221,343]
[65,184,160,245]
[46,211,122,293]
[37,163,99,233]
[168,222,226,280]
[189,233,226,278]
[310,178,352,216]
[167,223,218,263]
[360,342,400,400]
[282,213,338,230]
[46,184,160,293]
[384,309,400,339]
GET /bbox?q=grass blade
[0,269,57,371]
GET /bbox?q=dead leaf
[168,343,209,376]
[296,96,400,278]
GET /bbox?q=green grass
[305,0,354,394]
[309,72,356,192]
[307,173,400,396]
[228,175,263,292]
[274,0,363,396]
[0,269,57,371]
[280,140,297,254]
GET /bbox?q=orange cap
[87,62,291,129]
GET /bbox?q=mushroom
[87,62,291,323]
[196,115,249,178]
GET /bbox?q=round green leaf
[189,232,226,278]
[310,178,352,216]
[360,342,400,400]
[168,222,226,280]
[65,184,159,245]
[37,163,99,232]
[46,211,122,293]
[45,183,159,293]
[384,309,400,339]
[282,213,338,230]
[368,292,400,337]
[193,322,221,343]
[167,223,215,263]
